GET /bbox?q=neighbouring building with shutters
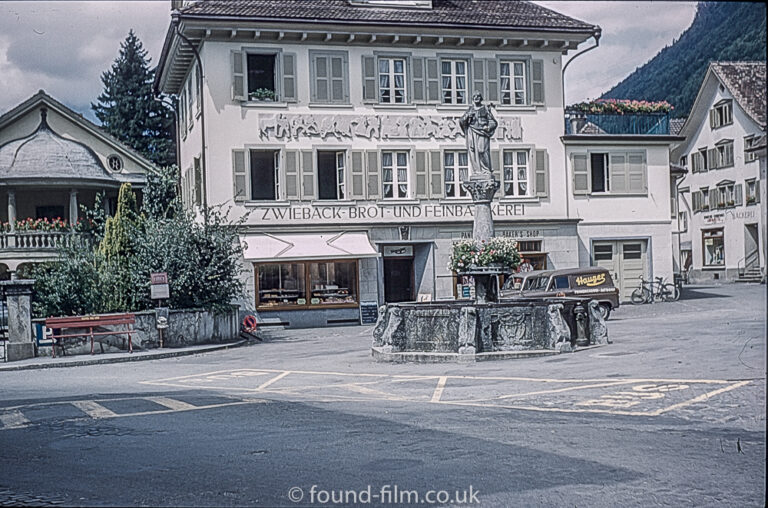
[672,62,766,283]
[155,0,681,327]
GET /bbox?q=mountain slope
[600,2,766,118]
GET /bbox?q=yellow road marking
[0,410,30,429]
[146,396,197,411]
[72,400,118,419]
[431,377,448,402]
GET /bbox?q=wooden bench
[45,313,135,357]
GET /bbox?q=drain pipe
[172,10,209,226]
[561,28,601,221]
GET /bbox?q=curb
[371,343,605,363]
[0,340,250,372]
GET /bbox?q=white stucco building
[672,62,766,283]
[155,0,681,327]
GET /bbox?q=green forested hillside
[600,2,766,118]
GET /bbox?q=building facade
[0,91,154,279]
[672,62,766,283]
[156,0,679,327]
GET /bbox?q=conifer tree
[92,30,176,167]
[99,183,140,311]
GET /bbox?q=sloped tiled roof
[670,117,686,136]
[711,61,766,128]
[179,0,597,31]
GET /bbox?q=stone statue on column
[459,91,498,178]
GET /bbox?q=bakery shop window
[256,260,358,309]
[256,263,306,307]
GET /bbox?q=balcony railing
[0,231,89,251]
[565,111,670,135]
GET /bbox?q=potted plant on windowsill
[726,200,735,207]
[746,196,756,205]
[701,205,710,211]
[248,88,277,102]
[717,202,725,209]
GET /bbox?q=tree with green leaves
[99,183,140,312]
[92,30,176,167]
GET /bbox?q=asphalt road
[0,283,765,507]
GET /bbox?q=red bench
[45,313,135,357]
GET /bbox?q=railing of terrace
[565,111,670,135]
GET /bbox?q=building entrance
[383,246,414,302]
[592,240,648,301]
[744,223,759,271]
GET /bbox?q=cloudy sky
[0,1,697,122]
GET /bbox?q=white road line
[0,410,30,429]
[258,371,292,390]
[71,400,118,419]
[431,376,448,402]
[145,396,197,411]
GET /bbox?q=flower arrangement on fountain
[448,237,521,273]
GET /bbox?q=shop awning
[242,232,379,262]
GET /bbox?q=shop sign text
[259,203,525,222]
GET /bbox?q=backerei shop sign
[257,203,526,222]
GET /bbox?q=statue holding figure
[459,91,498,178]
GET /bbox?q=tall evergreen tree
[92,30,176,167]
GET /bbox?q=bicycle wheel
[631,288,650,304]
[661,283,680,302]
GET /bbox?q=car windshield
[524,276,548,291]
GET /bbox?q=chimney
[171,0,184,10]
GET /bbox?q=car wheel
[598,303,611,320]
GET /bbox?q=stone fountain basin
[371,297,609,363]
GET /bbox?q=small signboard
[360,301,379,325]
[382,245,414,258]
[150,272,170,300]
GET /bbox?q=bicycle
[630,276,680,304]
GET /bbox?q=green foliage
[76,192,108,239]
[449,238,521,272]
[30,174,245,318]
[91,30,176,167]
[601,2,767,118]
[568,99,673,114]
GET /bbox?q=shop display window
[256,260,358,309]
[703,229,724,266]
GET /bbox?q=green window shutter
[366,150,380,199]
[284,150,299,199]
[707,148,718,170]
[610,153,628,193]
[415,151,428,198]
[350,150,365,199]
[231,50,245,102]
[426,58,440,103]
[627,152,647,193]
[301,150,316,200]
[362,55,377,103]
[429,150,443,198]
[572,153,589,194]
[330,54,347,103]
[486,59,499,103]
[531,59,545,105]
[232,149,247,201]
[312,55,329,103]
[282,52,297,102]
[534,149,549,197]
[734,184,743,206]
[412,57,426,103]
[491,149,501,187]
[472,58,486,99]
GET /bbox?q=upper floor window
[709,99,733,129]
[502,149,530,197]
[232,149,280,201]
[441,59,468,105]
[317,151,346,200]
[231,50,297,103]
[744,135,759,162]
[500,61,527,105]
[715,140,734,168]
[572,151,647,195]
[382,151,410,199]
[745,179,760,205]
[691,148,708,173]
[679,155,687,167]
[444,150,469,198]
[310,51,349,104]
[379,57,407,104]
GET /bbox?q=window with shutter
[246,53,278,101]
[366,150,380,199]
[350,151,365,199]
[472,59,486,100]
[734,183,743,206]
[609,154,627,193]
[362,55,377,103]
[707,148,718,169]
[311,51,349,104]
[285,150,299,199]
[500,60,527,105]
[425,58,440,103]
[692,191,700,212]
[250,149,280,201]
[572,153,589,194]
[231,51,245,101]
[440,59,469,105]
[491,149,501,189]
[443,150,469,199]
[379,57,408,104]
[411,57,426,103]
[415,151,428,198]
[301,150,316,200]
[502,149,530,197]
[429,150,443,198]
[485,59,498,103]
[282,53,297,102]
[627,153,647,193]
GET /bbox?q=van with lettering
[501,267,619,319]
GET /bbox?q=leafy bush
[448,237,521,272]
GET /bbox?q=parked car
[501,270,550,293]
[501,267,619,320]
